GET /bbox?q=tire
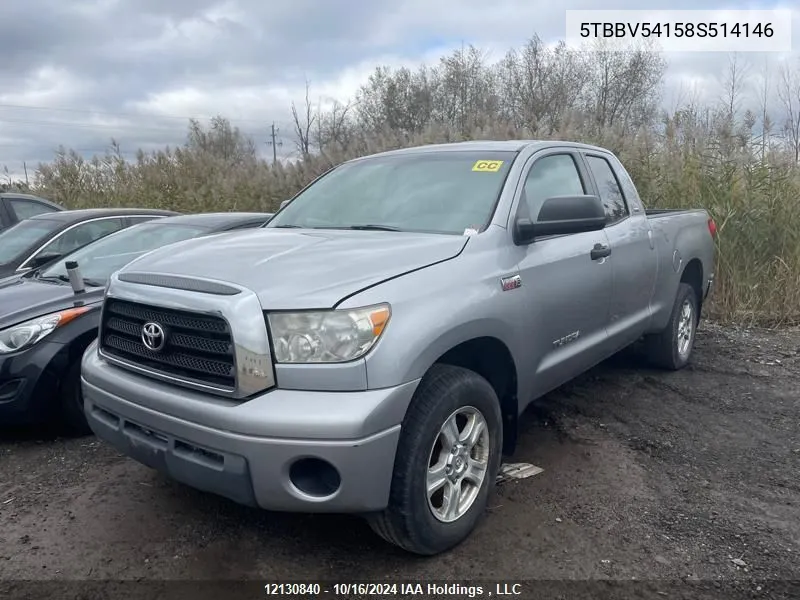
[367,364,503,555]
[645,282,698,370]
[58,360,92,436]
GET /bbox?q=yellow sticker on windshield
[472,160,503,172]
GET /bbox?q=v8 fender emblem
[500,274,522,291]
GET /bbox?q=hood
[114,228,469,309]
[0,272,23,286]
[0,277,104,330]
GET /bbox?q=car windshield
[38,222,209,285]
[267,150,517,235]
[0,219,62,265]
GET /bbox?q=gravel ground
[0,322,798,599]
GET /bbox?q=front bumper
[0,341,68,425]
[81,343,419,513]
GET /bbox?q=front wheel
[367,364,503,555]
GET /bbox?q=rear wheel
[645,282,698,370]
[367,364,503,555]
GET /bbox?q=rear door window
[584,155,629,224]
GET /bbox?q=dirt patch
[1,322,799,599]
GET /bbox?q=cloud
[1,0,798,179]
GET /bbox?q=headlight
[0,307,91,354]
[267,304,390,363]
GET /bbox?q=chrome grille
[100,298,235,388]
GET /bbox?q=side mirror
[279,199,290,210]
[514,195,606,244]
[27,252,63,269]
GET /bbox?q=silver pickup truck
[81,140,716,555]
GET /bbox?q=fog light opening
[289,458,341,498]
[0,379,24,402]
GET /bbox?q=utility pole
[267,122,283,165]
[23,162,29,187]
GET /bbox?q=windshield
[0,219,62,265]
[267,150,517,235]
[39,222,209,284]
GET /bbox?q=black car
[0,207,180,280]
[0,211,273,434]
[0,192,65,233]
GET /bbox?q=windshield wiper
[35,273,103,287]
[272,224,302,228]
[35,274,70,284]
[343,224,402,232]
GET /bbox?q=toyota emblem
[141,321,166,352]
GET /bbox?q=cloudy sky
[1,0,799,180]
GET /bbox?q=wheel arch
[679,258,704,323]
[428,336,519,455]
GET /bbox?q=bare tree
[315,98,355,154]
[432,45,496,135]
[354,67,392,132]
[292,80,317,158]
[495,37,586,134]
[186,116,257,163]
[757,58,774,160]
[720,53,750,123]
[778,59,800,162]
[586,42,666,133]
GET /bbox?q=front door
[513,149,613,400]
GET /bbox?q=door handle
[590,243,611,260]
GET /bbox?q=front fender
[373,315,522,389]
[340,240,527,394]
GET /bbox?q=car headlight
[0,307,91,354]
[267,304,391,363]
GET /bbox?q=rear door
[512,148,613,398]
[579,151,657,350]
